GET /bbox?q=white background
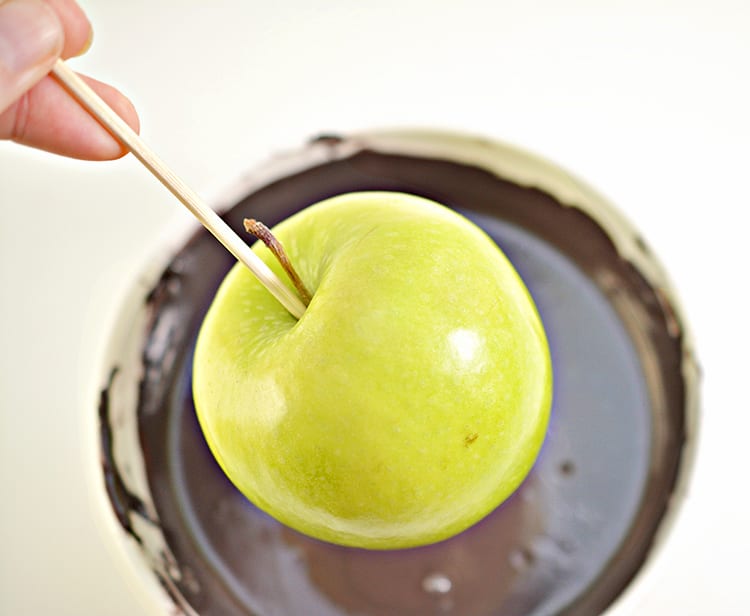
[1,1,748,614]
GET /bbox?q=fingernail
[77,24,94,57]
[0,0,63,73]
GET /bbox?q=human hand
[0,0,139,159]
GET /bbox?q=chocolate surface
[101,134,690,615]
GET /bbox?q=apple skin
[193,192,552,549]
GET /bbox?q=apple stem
[243,219,312,307]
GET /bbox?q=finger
[43,0,93,58]
[0,72,140,160]
[0,0,64,112]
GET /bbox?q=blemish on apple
[464,433,479,447]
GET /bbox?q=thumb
[0,0,63,113]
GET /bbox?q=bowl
[93,129,698,615]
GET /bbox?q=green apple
[193,191,552,549]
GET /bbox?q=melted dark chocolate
[100,137,689,615]
[99,367,149,544]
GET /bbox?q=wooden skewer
[51,59,306,320]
